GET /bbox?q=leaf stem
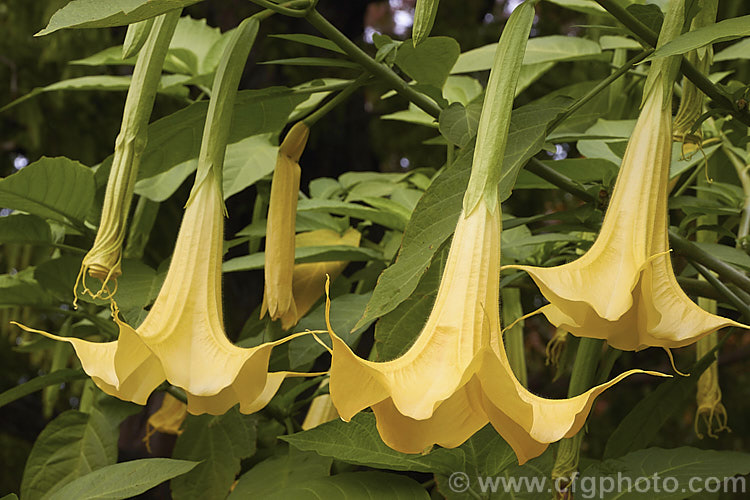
[302,73,371,127]
[305,9,443,119]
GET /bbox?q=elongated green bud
[77,10,180,303]
[123,18,156,59]
[642,0,686,109]
[463,0,535,215]
[413,0,439,46]
[188,17,260,207]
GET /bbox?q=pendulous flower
[325,197,662,464]
[505,79,745,351]
[262,122,310,327]
[14,171,307,414]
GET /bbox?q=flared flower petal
[327,199,654,464]
[16,172,307,415]
[506,82,745,351]
[262,122,310,326]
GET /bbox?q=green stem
[305,9,443,119]
[249,0,312,17]
[501,287,528,387]
[692,260,750,322]
[551,338,603,495]
[593,0,750,127]
[302,73,370,126]
[546,49,652,133]
[527,158,594,202]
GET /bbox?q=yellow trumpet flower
[324,198,661,464]
[262,122,310,328]
[14,171,306,414]
[506,81,745,351]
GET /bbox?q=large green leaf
[0,75,187,112]
[0,270,56,307]
[0,214,51,245]
[0,157,94,225]
[229,449,332,499]
[297,199,408,231]
[395,36,460,88]
[49,459,198,500]
[97,87,305,185]
[35,255,161,312]
[582,447,750,500]
[714,37,750,61]
[648,15,750,60]
[38,0,202,36]
[21,396,139,500]
[171,409,257,500]
[439,100,483,148]
[451,35,602,73]
[282,412,460,475]
[260,472,429,500]
[373,243,448,361]
[223,246,384,273]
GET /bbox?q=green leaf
[21,395,137,500]
[599,35,643,50]
[451,35,602,73]
[648,15,750,60]
[0,75,187,112]
[0,270,56,307]
[396,37,460,88]
[223,247,384,273]
[603,353,715,459]
[49,459,198,500]
[0,214,51,245]
[37,0,202,36]
[373,243,448,360]
[171,409,258,500]
[99,87,304,184]
[35,256,161,312]
[260,472,429,500]
[0,369,87,410]
[297,198,408,231]
[413,0,440,46]
[582,447,750,500]
[714,37,750,61]
[282,413,460,475]
[0,157,94,225]
[438,100,482,148]
[514,158,618,189]
[270,33,345,54]
[229,449,332,499]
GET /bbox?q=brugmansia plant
[2,0,750,498]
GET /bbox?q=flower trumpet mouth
[13,171,323,415]
[504,81,747,351]
[323,198,663,464]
